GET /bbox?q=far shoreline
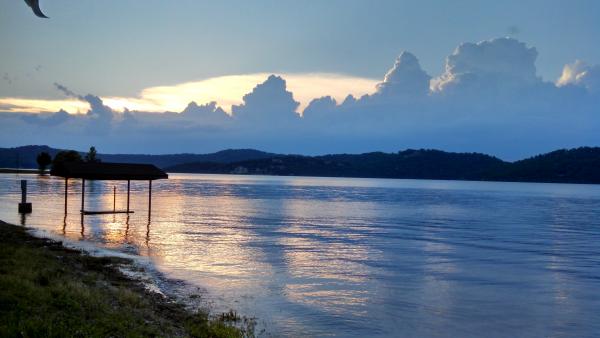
[2,167,600,186]
[0,168,44,174]
[166,171,600,186]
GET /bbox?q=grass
[0,220,246,338]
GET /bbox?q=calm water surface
[1,173,600,337]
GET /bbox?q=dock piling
[64,178,68,214]
[148,180,152,217]
[127,180,130,213]
[81,179,85,213]
[18,180,32,214]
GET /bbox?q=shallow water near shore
[1,173,600,337]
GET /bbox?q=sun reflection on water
[1,173,600,337]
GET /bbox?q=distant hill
[3,145,600,184]
[166,147,600,184]
[488,147,600,184]
[0,145,274,169]
[166,149,506,180]
[0,145,62,169]
[98,149,275,168]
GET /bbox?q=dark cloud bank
[1,37,599,160]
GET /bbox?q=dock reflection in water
[1,173,600,337]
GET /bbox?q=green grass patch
[0,220,247,337]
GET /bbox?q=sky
[1,0,600,160]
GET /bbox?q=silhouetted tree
[36,152,52,175]
[52,150,82,169]
[85,146,100,163]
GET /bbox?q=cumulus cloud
[20,109,71,126]
[431,37,539,94]
[1,37,599,159]
[304,52,431,126]
[50,83,115,133]
[557,60,600,93]
[232,75,300,125]
[303,50,432,130]
[303,96,337,117]
[81,94,113,120]
[101,73,377,113]
[0,73,376,115]
[181,101,230,125]
[375,52,431,98]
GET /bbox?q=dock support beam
[126,180,130,213]
[64,178,68,214]
[81,179,85,213]
[18,180,32,214]
[113,186,116,212]
[148,180,152,217]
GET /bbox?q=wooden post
[80,213,84,237]
[21,180,26,204]
[18,180,32,214]
[64,178,68,214]
[126,180,130,213]
[148,180,152,217]
[81,179,85,213]
[113,186,116,212]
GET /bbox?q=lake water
[1,173,600,337]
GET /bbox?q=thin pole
[80,213,84,237]
[21,180,27,204]
[148,180,152,217]
[64,178,68,214]
[81,179,85,213]
[113,186,116,212]
[127,180,130,213]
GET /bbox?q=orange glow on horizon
[0,73,378,115]
[0,97,90,114]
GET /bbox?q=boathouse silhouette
[51,162,168,215]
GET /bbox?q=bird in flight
[24,0,48,18]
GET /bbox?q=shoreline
[2,167,599,186]
[0,220,252,337]
[0,168,43,174]
[167,171,600,186]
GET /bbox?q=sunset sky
[1,1,599,159]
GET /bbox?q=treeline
[2,145,600,184]
[0,145,274,169]
[166,147,600,184]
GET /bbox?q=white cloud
[101,73,377,114]
[20,109,72,126]
[431,37,539,93]
[557,60,600,93]
[1,37,599,159]
[232,75,300,124]
[0,97,89,114]
[181,101,230,125]
[376,52,431,97]
[0,73,377,115]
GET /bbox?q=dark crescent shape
[24,0,49,18]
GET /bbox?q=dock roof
[51,162,168,180]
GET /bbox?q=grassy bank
[0,220,246,337]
